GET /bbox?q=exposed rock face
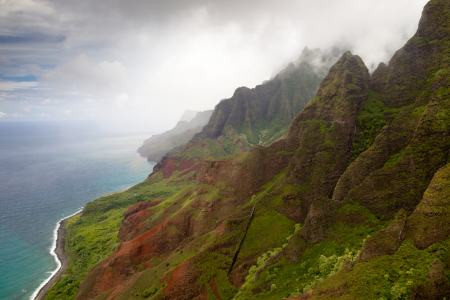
[196,144,293,201]
[119,200,164,241]
[282,52,370,243]
[285,52,369,194]
[148,156,204,180]
[137,110,213,162]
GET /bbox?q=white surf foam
[30,208,83,300]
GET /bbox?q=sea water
[0,121,156,300]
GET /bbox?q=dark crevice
[228,203,256,275]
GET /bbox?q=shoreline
[32,211,82,300]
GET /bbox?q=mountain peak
[179,110,199,122]
[295,46,322,65]
[416,0,450,40]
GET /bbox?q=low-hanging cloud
[0,0,429,131]
[40,54,129,100]
[0,80,38,91]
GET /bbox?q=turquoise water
[0,121,155,300]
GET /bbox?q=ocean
[0,121,155,300]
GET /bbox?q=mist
[0,0,429,133]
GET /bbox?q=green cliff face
[195,47,331,148]
[333,0,450,220]
[146,48,336,182]
[137,110,213,162]
[44,0,450,299]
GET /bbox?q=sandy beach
[34,213,78,300]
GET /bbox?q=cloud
[41,98,63,105]
[114,93,129,108]
[0,0,430,131]
[0,33,65,44]
[0,80,38,91]
[0,112,6,117]
[41,54,129,100]
[0,0,54,17]
[21,106,32,114]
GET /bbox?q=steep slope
[333,0,450,219]
[285,0,450,298]
[195,47,333,147]
[137,110,212,162]
[71,51,369,300]
[148,48,336,180]
[179,110,199,122]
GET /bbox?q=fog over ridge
[0,0,428,132]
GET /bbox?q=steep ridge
[179,110,200,122]
[44,0,450,299]
[285,0,450,298]
[148,48,336,181]
[195,47,332,145]
[137,110,213,162]
[333,0,450,219]
[72,51,369,300]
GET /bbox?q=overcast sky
[0,0,428,133]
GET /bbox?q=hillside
[43,0,450,299]
[194,47,334,147]
[137,110,213,162]
[148,47,336,181]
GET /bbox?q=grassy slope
[43,176,195,300]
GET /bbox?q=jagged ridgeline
[137,110,213,163]
[147,48,336,181]
[194,47,334,148]
[43,0,450,299]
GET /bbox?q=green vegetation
[136,287,159,298]
[43,179,194,300]
[314,239,445,299]
[234,201,387,300]
[239,210,295,259]
[350,89,405,161]
[384,149,406,168]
